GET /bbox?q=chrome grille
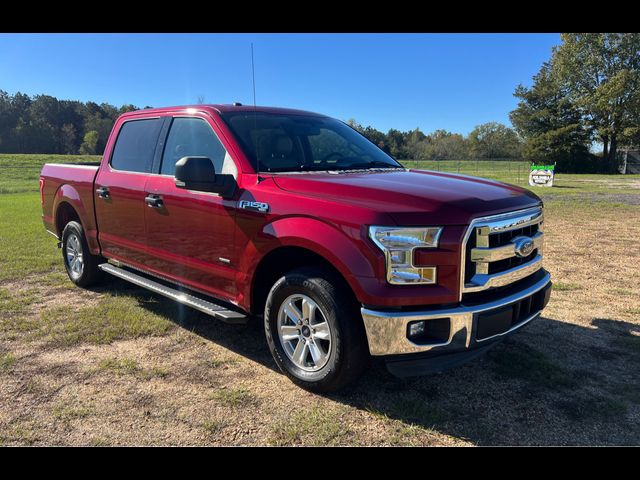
[461,207,544,298]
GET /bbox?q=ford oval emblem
[513,236,534,258]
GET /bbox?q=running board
[98,263,247,324]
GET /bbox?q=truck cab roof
[120,104,328,119]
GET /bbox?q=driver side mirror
[174,156,236,198]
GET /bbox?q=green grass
[42,296,175,347]
[1,293,175,347]
[95,357,169,379]
[366,407,442,445]
[553,282,582,292]
[204,357,241,368]
[0,423,40,445]
[202,419,227,435]
[52,403,95,421]
[210,387,256,407]
[0,153,101,194]
[270,406,348,446]
[488,342,576,389]
[0,192,64,281]
[0,352,16,371]
[0,287,39,317]
[97,357,140,375]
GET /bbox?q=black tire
[61,221,104,287]
[264,266,369,393]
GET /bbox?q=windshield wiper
[337,160,402,170]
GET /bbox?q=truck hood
[272,169,542,225]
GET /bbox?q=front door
[143,114,239,301]
[95,117,164,267]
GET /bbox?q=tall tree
[468,122,523,159]
[60,124,77,154]
[421,130,469,160]
[404,128,427,159]
[386,128,408,159]
[79,130,99,155]
[552,33,640,167]
[510,62,592,167]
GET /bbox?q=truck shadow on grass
[94,277,640,445]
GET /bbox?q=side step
[98,263,247,324]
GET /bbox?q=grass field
[1,154,640,445]
[0,154,101,194]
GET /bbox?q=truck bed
[40,163,100,252]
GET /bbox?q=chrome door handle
[145,194,164,208]
[96,186,110,199]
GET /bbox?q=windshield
[220,112,402,173]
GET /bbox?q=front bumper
[360,270,552,373]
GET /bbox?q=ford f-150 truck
[40,104,551,392]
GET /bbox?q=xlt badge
[239,200,269,213]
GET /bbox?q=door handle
[96,186,110,199]
[145,194,164,208]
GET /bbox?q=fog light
[408,321,426,338]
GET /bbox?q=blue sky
[0,33,560,135]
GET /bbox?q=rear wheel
[264,267,369,392]
[61,221,104,287]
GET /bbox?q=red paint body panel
[144,175,238,300]
[40,104,542,314]
[94,169,149,265]
[40,164,100,254]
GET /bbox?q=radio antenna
[251,43,263,183]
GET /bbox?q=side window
[110,118,163,173]
[160,117,232,176]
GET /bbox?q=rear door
[95,116,165,267]
[143,113,239,301]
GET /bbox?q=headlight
[368,226,443,285]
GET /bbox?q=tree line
[0,89,524,162]
[347,120,523,162]
[0,91,141,155]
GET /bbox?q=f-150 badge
[239,200,270,213]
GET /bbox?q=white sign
[529,168,554,187]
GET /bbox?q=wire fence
[399,159,532,185]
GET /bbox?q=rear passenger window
[160,117,229,176]
[110,118,163,173]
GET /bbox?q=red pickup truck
[40,104,551,392]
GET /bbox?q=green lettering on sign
[531,165,555,171]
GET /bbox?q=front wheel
[264,267,369,392]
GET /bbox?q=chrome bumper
[361,271,551,356]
